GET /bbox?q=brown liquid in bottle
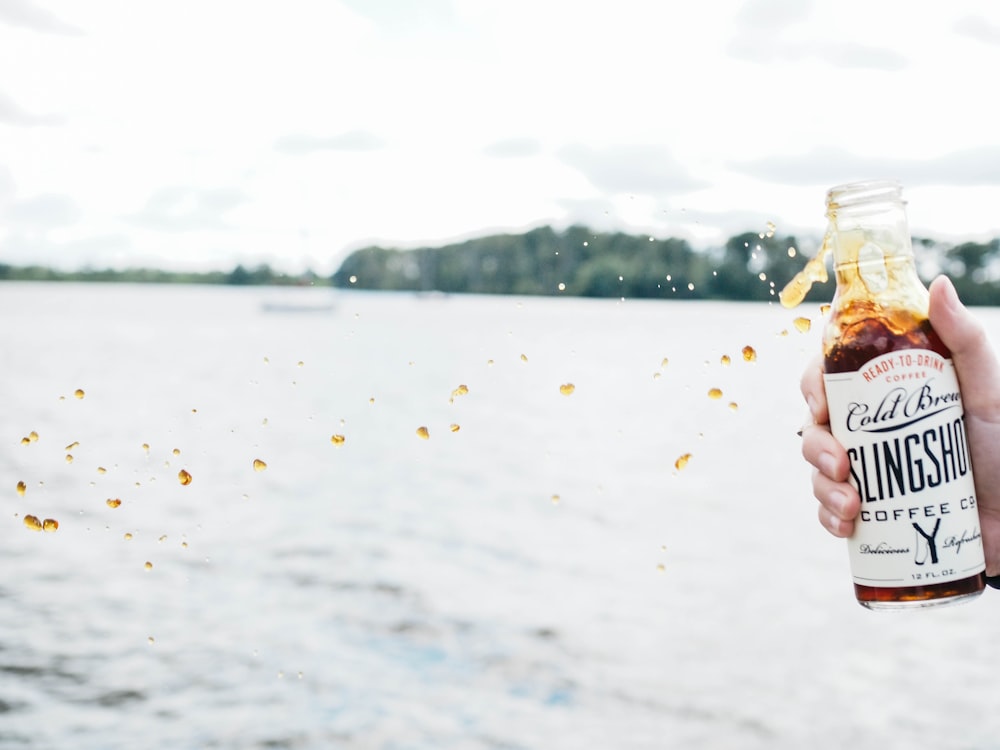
[825,302,986,605]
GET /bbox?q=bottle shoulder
[823,302,949,373]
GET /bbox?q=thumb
[928,275,1000,418]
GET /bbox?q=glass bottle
[821,179,986,609]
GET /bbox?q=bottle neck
[826,181,922,300]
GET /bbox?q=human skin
[799,275,1000,577]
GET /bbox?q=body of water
[3,282,1000,749]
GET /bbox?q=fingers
[802,422,860,537]
[799,355,828,425]
[800,423,850,482]
[799,348,858,538]
[929,275,1000,420]
[812,466,860,537]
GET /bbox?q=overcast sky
[3,0,1000,273]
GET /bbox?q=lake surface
[2,282,1000,749]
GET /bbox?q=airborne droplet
[144,561,153,571]
[42,518,59,533]
[451,384,469,399]
[74,389,85,399]
[65,441,80,451]
[742,345,757,362]
[674,453,692,471]
[23,515,43,532]
[520,354,528,363]
[416,426,430,440]
[106,498,122,508]
[793,317,812,333]
[449,424,461,433]
[330,434,346,446]
[16,481,26,496]
[559,383,576,396]
[253,459,267,472]
[178,469,193,486]
[707,388,723,400]
[728,402,739,412]
[720,355,731,366]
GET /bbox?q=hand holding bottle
[801,275,1000,577]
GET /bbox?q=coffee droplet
[253,459,267,472]
[520,353,528,363]
[720,355,731,366]
[178,469,193,486]
[65,441,80,451]
[124,532,133,541]
[74,389,85,399]
[42,518,58,532]
[559,383,576,396]
[674,453,692,471]
[106,498,122,508]
[707,388,723,400]
[97,466,107,475]
[330,434,346,446]
[65,454,74,464]
[551,494,561,504]
[449,424,461,433]
[23,515,42,532]
[172,448,181,456]
[728,402,739,412]
[820,303,831,315]
[661,357,669,368]
[793,317,812,333]
[779,238,830,309]
[742,345,757,362]
[29,431,39,442]
[16,481,26,496]
[144,561,153,570]
[416,426,430,440]
[20,437,30,446]
[142,443,150,455]
[451,384,469,399]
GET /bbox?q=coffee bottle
[820,179,985,609]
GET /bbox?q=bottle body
[821,180,985,609]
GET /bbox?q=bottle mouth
[826,179,904,214]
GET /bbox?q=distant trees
[4,226,1000,305]
[331,225,836,304]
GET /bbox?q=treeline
[332,225,1000,304]
[0,263,322,286]
[332,225,807,301]
[4,226,1000,305]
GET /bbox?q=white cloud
[3,0,1000,271]
[127,187,251,233]
[0,89,64,127]
[274,131,387,155]
[0,0,82,35]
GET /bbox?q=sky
[3,0,1000,274]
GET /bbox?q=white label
[824,349,985,587]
